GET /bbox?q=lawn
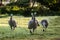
[0,16,60,40]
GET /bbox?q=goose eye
[34,12,37,15]
[31,13,33,16]
[11,14,13,16]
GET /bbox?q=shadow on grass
[51,38,60,40]
[30,33,45,36]
[0,15,8,18]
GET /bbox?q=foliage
[0,5,60,16]
[0,6,24,15]
[7,0,29,7]
[0,0,60,16]
[37,0,60,11]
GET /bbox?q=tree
[0,0,2,6]
[36,0,60,11]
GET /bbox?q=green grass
[0,16,60,40]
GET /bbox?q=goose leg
[10,26,12,30]
[33,28,35,33]
[13,27,15,30]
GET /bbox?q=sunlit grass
[0,16,60,40]
[0,26,60,40]
[0,16,57,27]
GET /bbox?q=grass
[0,16,60,40]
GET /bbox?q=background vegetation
[0,0,60,16]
